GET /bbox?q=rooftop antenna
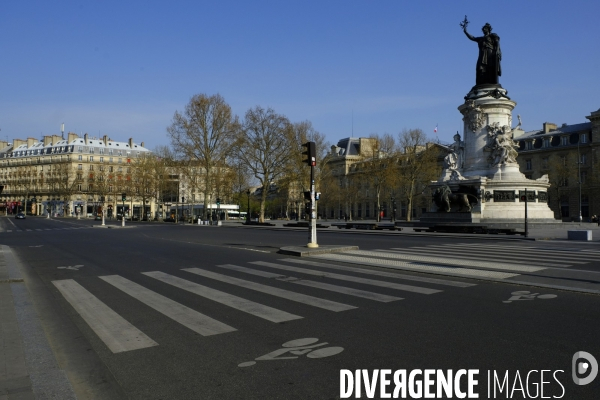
[61,123,65,139]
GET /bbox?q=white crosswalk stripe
[216,264,403,302]
[388,247,582,267]
[312,253,519,279]
[52,279,158,353]
[143,271,303,323]
[345,249,545,273]
[99,275,237,336]
[249,261,441,294]
[182,267,356,312]
[280,258,475,288]
[426,244,598,262]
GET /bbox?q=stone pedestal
[425,84,557,224]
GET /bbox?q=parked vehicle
[15,212,26,219]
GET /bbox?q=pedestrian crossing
[52,256,473,354]
[309,243,595,280]
[51,243,595,354]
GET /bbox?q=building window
[77,184,82,191]
[78,146,83,152]
[109,157,113,163]
[89,147,94,154]
[561,136,569,146]
[118,158,122,163]
[581,133,588,144]
[78,164,82,170]
[525,159,532,170]
[581,170,587,184]
[89,156,94,162]
[99,148,105,154]
[543,138,550,148]
[580,154,587,165]
[78,155,82,161]
[526,141,533,150]
[100,157,104,162]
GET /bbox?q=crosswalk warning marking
[143,271,303,323]
[280,258,475,288]
[250,261,441,295]
[435,243,600,259]
[312,253,519,280]
[216,264,403,302]
[99,275,237,336]
[387,248,577,267]
[182,268,356,312]
[422,244,594,263]
[348,250,544,273]
[52,279,158,353]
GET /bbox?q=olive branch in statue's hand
[460,15,469,30]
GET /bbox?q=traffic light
[301,142,316,167]
[315,192,321,201]
[216,198,221,207]
[121,193,126,201]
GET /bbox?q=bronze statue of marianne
[460,16,502,86]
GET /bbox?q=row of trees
[318,130,440,222]
[166,93,329,222]
[165,92,442,223]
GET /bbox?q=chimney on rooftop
[543,122,557,133]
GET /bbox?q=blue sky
[1,1,598,150]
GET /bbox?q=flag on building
[434,124,438,133]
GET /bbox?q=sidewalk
[0,246,76,400]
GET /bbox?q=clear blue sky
[2,1,598,150]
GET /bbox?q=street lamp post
[181,197,185,224]
[246,189,251,224]
[577,140,583,224]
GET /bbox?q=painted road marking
[390,247,580,267]
[216,264,402,302]
[281,258,475,288]
[143,271,303,323]
[52,279,158,353]
[347,250,544,273]
[182,268,356,312]
[250,261,441,295]
[99,275,236,336]
[312,253,519,280]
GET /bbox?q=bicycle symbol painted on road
[503,290,557,303]
[238,338,344,367]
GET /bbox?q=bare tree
[235,106,291,223]
[396,129,439,221]
[167,93,239,220]
[357,134,397,221]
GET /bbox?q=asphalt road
[2,216,599,399]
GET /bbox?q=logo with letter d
[572,351,598,385]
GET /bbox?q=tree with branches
[167,93,239,220]
[235,106,291,223]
